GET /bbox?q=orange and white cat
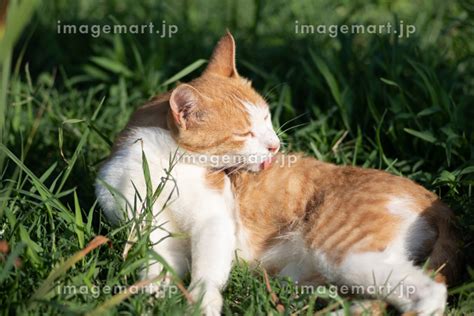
[97,32,461,315]
[96,33,280,315]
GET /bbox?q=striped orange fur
[230,153,462,284]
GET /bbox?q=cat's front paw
[139,263,174,299]
[189,283,223,316]
[142,278,172,298]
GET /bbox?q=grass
[0,0,473,314]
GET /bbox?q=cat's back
[232,153,459,281]
[111,92,171,151]
[232,153,439,227]
[95,92,178,224]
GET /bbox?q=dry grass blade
[122,221,137,260]
[175,279,194,304]
[263,268,285,313]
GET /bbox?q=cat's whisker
[210,163,239,174]
[275,112,308,135]
[277,122,309,137]
[208,159,246,177]
[224,164,248,178]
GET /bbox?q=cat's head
[168,32,280,172]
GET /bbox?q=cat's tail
[426,201,463,285]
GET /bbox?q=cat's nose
[268,144,280,153]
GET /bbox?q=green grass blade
[161,59,206,86]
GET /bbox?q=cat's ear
[204,31,239,78]
[169,84,203,129]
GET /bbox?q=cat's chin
[244,164,262,172]
[223,163,261,173]
[241,156,275,172]
[243,162,269,172]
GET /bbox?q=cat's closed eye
[233,131,254,138]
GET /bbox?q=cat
[229,153,462,315]
[95,32,280,315]
[98,31,461,315]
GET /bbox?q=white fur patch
[234,101,280,171]
[96,126,237,315]
[242,101,278,146]
[257,232,326,283]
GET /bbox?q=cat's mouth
[260,156,275,170]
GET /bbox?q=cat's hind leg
[335,251,447,315]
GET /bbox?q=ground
[0,0,473,314]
